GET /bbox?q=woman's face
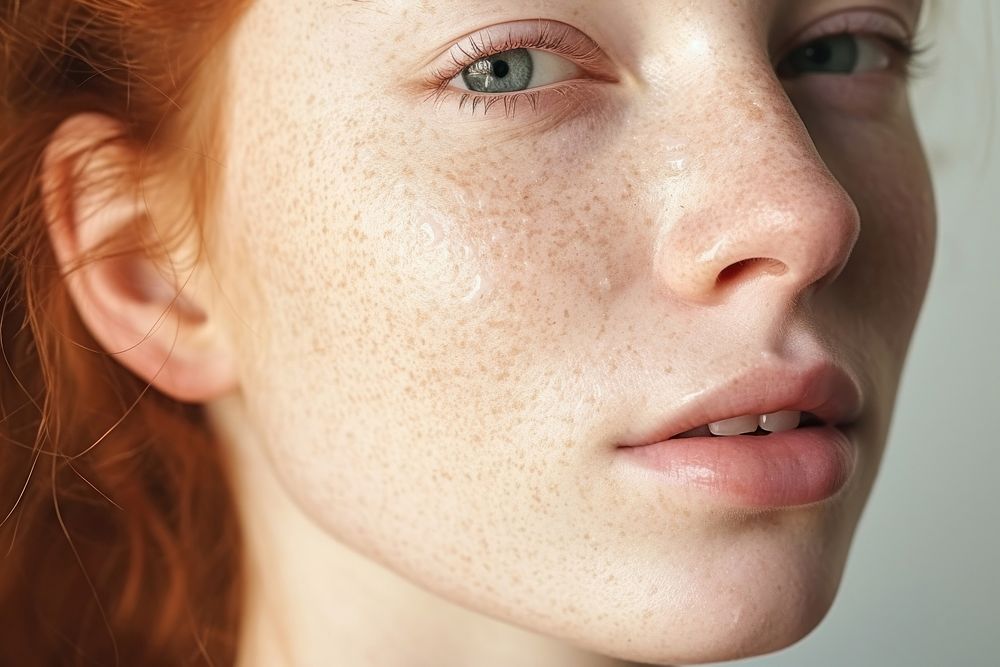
[205,0,934,662]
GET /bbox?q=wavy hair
[1,2,250,664]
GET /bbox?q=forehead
[335,0,925,61]
[344,0,923,18]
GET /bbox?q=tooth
[708,414,759,436]
[759,410,801,432]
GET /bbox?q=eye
[777,33,893,78]
[450,47,583,94]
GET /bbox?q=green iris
[781,34,859,76]
[461,48,534,93]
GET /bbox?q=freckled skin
[203,0,934,664]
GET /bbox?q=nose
[653,74,861,307]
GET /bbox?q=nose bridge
[652,55,861,306]
[714,71,839,199]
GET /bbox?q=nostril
[716,257,788,287]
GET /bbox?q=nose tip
[656,157,862,307]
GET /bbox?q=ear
[40,112,238,403]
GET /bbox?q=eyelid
[422,19,619,91]
[773,7,914,63]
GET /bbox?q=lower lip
[615,426,856,508]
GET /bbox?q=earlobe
[40,112,238,404]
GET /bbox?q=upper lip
[616,358,864,447]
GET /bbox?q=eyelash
[425,19,932,119]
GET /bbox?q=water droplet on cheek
[665,157,687,172]
[453,240,495,302]
[661,136,687,151]
[407,205,498,305]
[461,271,494,302]
[419,217,444,247]
[659,136,689,175]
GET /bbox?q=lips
[613,359,864,508]
[616,359,863,448]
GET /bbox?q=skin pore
[41,0,935,665]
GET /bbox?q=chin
[548,528,851,666]
[576,578,838,666]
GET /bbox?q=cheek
[330,121,653,385]
[373,171,626,326]
[802,115,935,446]
[218,105,645,513]
[322,154,627,440]
[815,117,936,338]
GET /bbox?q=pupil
[492,59,510,78]
[805,43,831,64]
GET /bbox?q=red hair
[1,2,250,664]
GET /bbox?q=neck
[207,394,634,667]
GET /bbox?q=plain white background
[706,2,1000,666]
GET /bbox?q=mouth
[671,410,824,438]
[616,359,863,448]
[613,360,863,509]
